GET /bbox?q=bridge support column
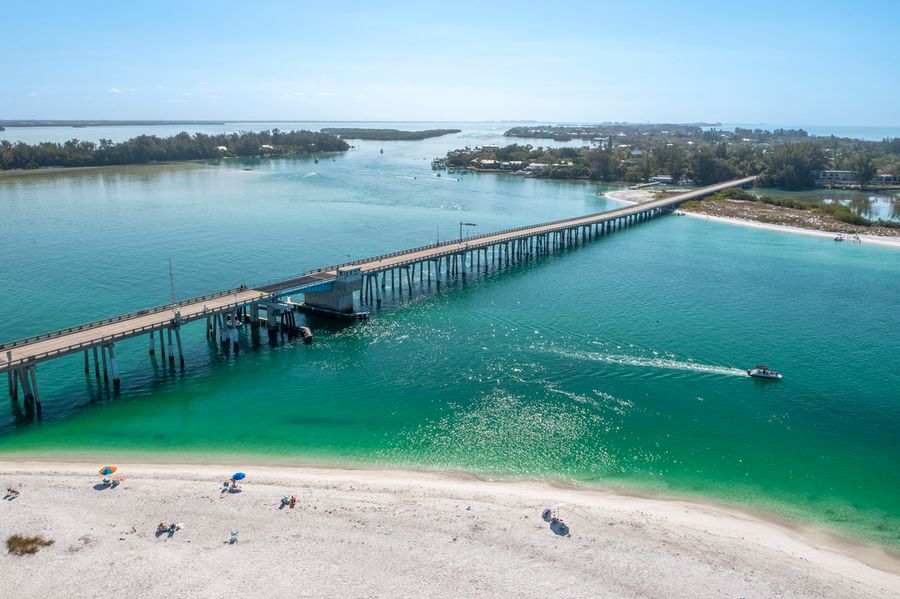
[18,366,33,405]
[149,329,156,354]
[7,351,14,397]
[101,345,109,381]
[92,346,101,378]
[30,366,42,412]
[84,349,90,373]
[167,328,175,365]
[175,328,185,366]
[250,304,260,327]
[107,344,120,388]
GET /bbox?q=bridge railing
[0,286,245,352]
[302,177,754,274]
[1,293,261,371]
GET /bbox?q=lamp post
[459,221,477,241]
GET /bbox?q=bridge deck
[1,177,754,371]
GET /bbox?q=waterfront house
[812,170,898,187]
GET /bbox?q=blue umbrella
[231,472,246,481]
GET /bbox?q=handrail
[1,293,273,371]
[0,287,244,352]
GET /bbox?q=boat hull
[747,370,782,380]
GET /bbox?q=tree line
[321,128,460,141]
[446,136,900,190]
[0,129,349,170]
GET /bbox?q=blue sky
[4,0,899,124]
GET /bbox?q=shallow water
[1,123,898,546]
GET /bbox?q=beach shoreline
[1,460,897,597]
[677,210,900,248]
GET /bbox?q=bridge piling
[92,346,100,378]
[101,345,109,381]
[175,328,185,366]
[167,328,174,365]
[149,329,156,354]
[30,367,41,412]
[84,349,89,373]
[108,343,120,388]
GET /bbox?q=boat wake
[545,348,746,377]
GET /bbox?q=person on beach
[157,522,168,534]
[289,495,297,509]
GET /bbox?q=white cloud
[356,94,367,100]
[182,92,191,97]
[128,87,137,94]
[209,94,220,99]
[314,91,332,97]
[198,81,210,86]
[108,88,123,94]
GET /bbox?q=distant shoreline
[0,161,209,178]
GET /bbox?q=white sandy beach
[1,462,897,598]
[676,211,900,248]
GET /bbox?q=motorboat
[747,365,782,380]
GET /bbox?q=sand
[1,462,897,598]
[678,211,900,249]
[604,189,656,204]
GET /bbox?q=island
[0,129,349,170]
[320,127,461,141]
[445,126,900,191]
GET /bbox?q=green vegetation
[694,188,900,228]
[0,130,349,170]
[7,534,54,555]
[449,125,900,191]
[320,128,461,141]
[754,143,826,189]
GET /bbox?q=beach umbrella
[231,472,246,481]
[99,466,117,476]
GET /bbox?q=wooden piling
[107,344,120,388]
[174,328,185,366]
[93,346,101,378]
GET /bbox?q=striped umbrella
[99,466,117,476]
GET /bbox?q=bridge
[1,176,755,411]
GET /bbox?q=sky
[3,0,899,125]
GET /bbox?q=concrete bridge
[1,176,755,411]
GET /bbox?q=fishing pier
[1,177,755,411]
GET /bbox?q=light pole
[459,221,477,241]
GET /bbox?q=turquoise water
[1,124,898,547]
